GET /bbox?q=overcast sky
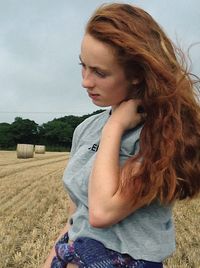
[1,0,200,125]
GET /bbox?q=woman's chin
[91,100,109,107]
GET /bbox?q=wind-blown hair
[86,3,200,206]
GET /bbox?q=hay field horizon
[0,150,199,268]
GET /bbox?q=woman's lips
[88,93,100,99]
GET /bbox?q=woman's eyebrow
[79,55,110,73]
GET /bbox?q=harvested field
[0,150,199,268]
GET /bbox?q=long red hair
[86,3,200,206]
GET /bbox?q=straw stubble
[0,151,199,268]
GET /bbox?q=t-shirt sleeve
[69,127,79,158]
[132,138,140,155]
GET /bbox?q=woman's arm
[88,100,144,228]
[42,197,77,268]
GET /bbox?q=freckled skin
[80,34,133,109]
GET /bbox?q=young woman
[43,3,200,268]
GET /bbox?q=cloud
[0,0,199,124]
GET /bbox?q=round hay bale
[17,144,34,159]
[35,145,46,154]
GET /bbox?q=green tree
[0,110,105,151]
[41,120,73,149]
[0,123,15,149]
[10,117,39,145]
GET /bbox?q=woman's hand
[106,99,144,132]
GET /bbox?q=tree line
[0,110,104,151]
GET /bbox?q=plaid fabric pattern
[51,232,163,268]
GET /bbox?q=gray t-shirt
[63,109,175,262]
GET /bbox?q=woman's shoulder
[75,109,110,133]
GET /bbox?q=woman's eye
[94,69,106,78]
[79,62,85,68]
[78,62,106,78]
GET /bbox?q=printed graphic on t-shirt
[88,143,99,152]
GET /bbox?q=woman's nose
[81,69,95,89]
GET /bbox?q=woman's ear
[132,73,144,85]
[132,78,140,85]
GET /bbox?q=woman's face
[80,34,133,109]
